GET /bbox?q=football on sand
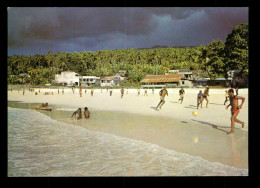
[192,111,198,116]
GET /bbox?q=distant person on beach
[84,107,90,118]
[58,89,59,94]
[144,88,148,96]
[126,88,128,94]
[23,90,25,95]
[62,88,64,94]
[152,88,154,94]
[40,103,48,108]
[202,86,209,108]
[91,87,94,96]
[71,108,82,120]
[178,87,185,104]
[85,89,86,94]
[235,87,239,96]
[156,87,168,110]
[197,90,203,109]
[121,87,124,98]
[79,87,82,97]
[110,87,113,96]
[137,88,140,96]
[224,90,229,105]
[225,89,245,135]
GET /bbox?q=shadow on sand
[150,106,159,111]
[184,105,197,109]
[191,119,236,133]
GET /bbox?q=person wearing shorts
[225,89,245,135]
[156,87,168,110]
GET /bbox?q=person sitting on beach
[84,107,90,118]
[197,90,203,109]
[156,87,168,110]
[178,87,185,104]
[202,86,210,108]
[71,108,83,120]
[225,89,245,135]
[40,103,48,108]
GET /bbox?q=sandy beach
[8,88,248,171]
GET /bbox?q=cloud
[8,7,248,55]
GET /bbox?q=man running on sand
[156,87,168,110]
[225,89,245,135]
[202,86,210,108]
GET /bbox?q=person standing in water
[225,89,245,135]
[84,107,90,118]
[156,87,168,110]
[178,87,185,104]
[71,108,82,120]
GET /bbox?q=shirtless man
[178,87,185,104]
[71,108,83,120]
[156,87,168,110]
[225,89,245,135]
[84,107,90,118]
[202,86,209,108]
[197,90,203,109]
[121,87,124,98]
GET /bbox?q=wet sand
[8,88,248,169]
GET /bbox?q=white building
[79,76,100,87]
[100,76,115,87]
[54,71,81,86]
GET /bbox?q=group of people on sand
[155,86,245,135]
[71,107,91,120]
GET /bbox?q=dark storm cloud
[8,7,248,55]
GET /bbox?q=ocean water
[8,107,248,176]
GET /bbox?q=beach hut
[140,74,184,88]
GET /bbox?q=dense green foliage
[8,24,248,85]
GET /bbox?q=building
[100,76,115,87]
[100,74,125,87]
[79,76,100,87]
[140,74,184,88]
[166,69,194,87]
[54,71,81,86]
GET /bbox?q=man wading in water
[156,87,168,110]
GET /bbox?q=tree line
[8,23,248,86]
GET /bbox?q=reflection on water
[8,101,248,175]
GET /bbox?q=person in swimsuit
[197,90,203,109]
[71,108,83,120]
[225,89,245,135]
[156,87,168,110]
[202,86,209,108]
[178,87,185,104]
[84,107,90,118]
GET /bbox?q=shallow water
[7,101,248,176]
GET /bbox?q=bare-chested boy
[71,108,83,120]
[202,86,209,108]
[225,89,245,135]
[156,87,168,110]
[84,107,90,118]
[121,87,124,98]
[197,90,203,109]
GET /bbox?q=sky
[8,7,248,56]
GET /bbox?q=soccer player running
[197,90,203,109]
[202,86,210,108]
[156,87,168,110]
[225,89,245,135]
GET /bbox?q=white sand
[8,88,249,169]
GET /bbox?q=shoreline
[8,88,249,169]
